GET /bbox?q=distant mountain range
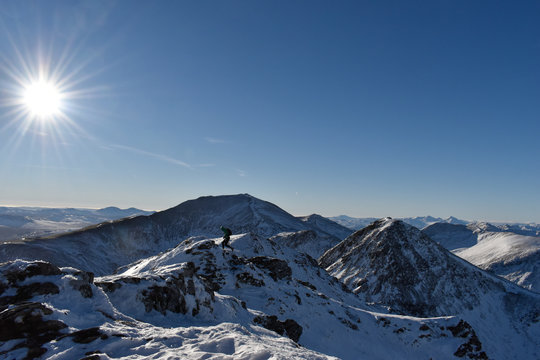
[0,206,153,242]
[329,214,540,235]
[423,222,540,292]
[0,194,538,359]
[330,215,469,230]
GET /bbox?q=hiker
[220,226,233,250]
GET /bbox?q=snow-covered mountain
[330,215,469,231]
[0,195,342,275]
[0,206,153,242]
[319,218,540,358]
[1,232,508,360]
[494,222,540,237]
[297,214,353,241]
[1,196,539,359]
[424,222,540,292]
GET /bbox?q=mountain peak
[319,218,510,317]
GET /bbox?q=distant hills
[0,206,153,242]
[423,222,540,292]
[330,215,469,230]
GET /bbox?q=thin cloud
[237,169,247,177]
[111,144,191,168]
[204,137,228,144]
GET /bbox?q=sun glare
[23,80,62,118]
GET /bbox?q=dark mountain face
[319,218,538,318]
[422,222,478,250]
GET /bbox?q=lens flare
[23,80,62,118]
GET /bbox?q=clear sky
[0,1,539,223]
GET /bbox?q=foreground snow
[0,233,506,360]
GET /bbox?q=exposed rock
[253,315,302,342]
[248,256,291,281]
[139,262,214,316]
[447,320,488,359]
[0,302,67,360]
[95,281,122,293]
[142,283,187,314]
[80,355,101,360]
[297,279,317,291]
[0,282,60,306]
[69,270,95,298]
[119,277,141,284]
[196,240,217,250]
[236,272,265,287]
[4,261,62,284]
[58,327,108,344]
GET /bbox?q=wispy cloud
[204,137,229,144]
[110,144,191,168]
[237,169,247,177]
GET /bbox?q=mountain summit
[319,218,537,317]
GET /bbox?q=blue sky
[0,1,539,222]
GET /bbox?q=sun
[23,80,63,118]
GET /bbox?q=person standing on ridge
[220,226,233,250]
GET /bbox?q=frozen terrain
[1,195,539,359]
[320,218,540,358]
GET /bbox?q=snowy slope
[424,222,540,292]
[1,234,498,360]
[320,218,540,358]
[0,260,334,360]
[455,232,540,292]
[0,195,341,275]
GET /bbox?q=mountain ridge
[0,194,344,275]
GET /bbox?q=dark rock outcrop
[447,320,488,359]
[69,271,94,298]
[253,315,303,342]
[0,282,60,306]
[58,326,108,344]
[132,263,214,316]
[95,281,122,293]
[248,257,291,281]
[0,302,67,360]
[4,261,62,283]
[236,272,265,287]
